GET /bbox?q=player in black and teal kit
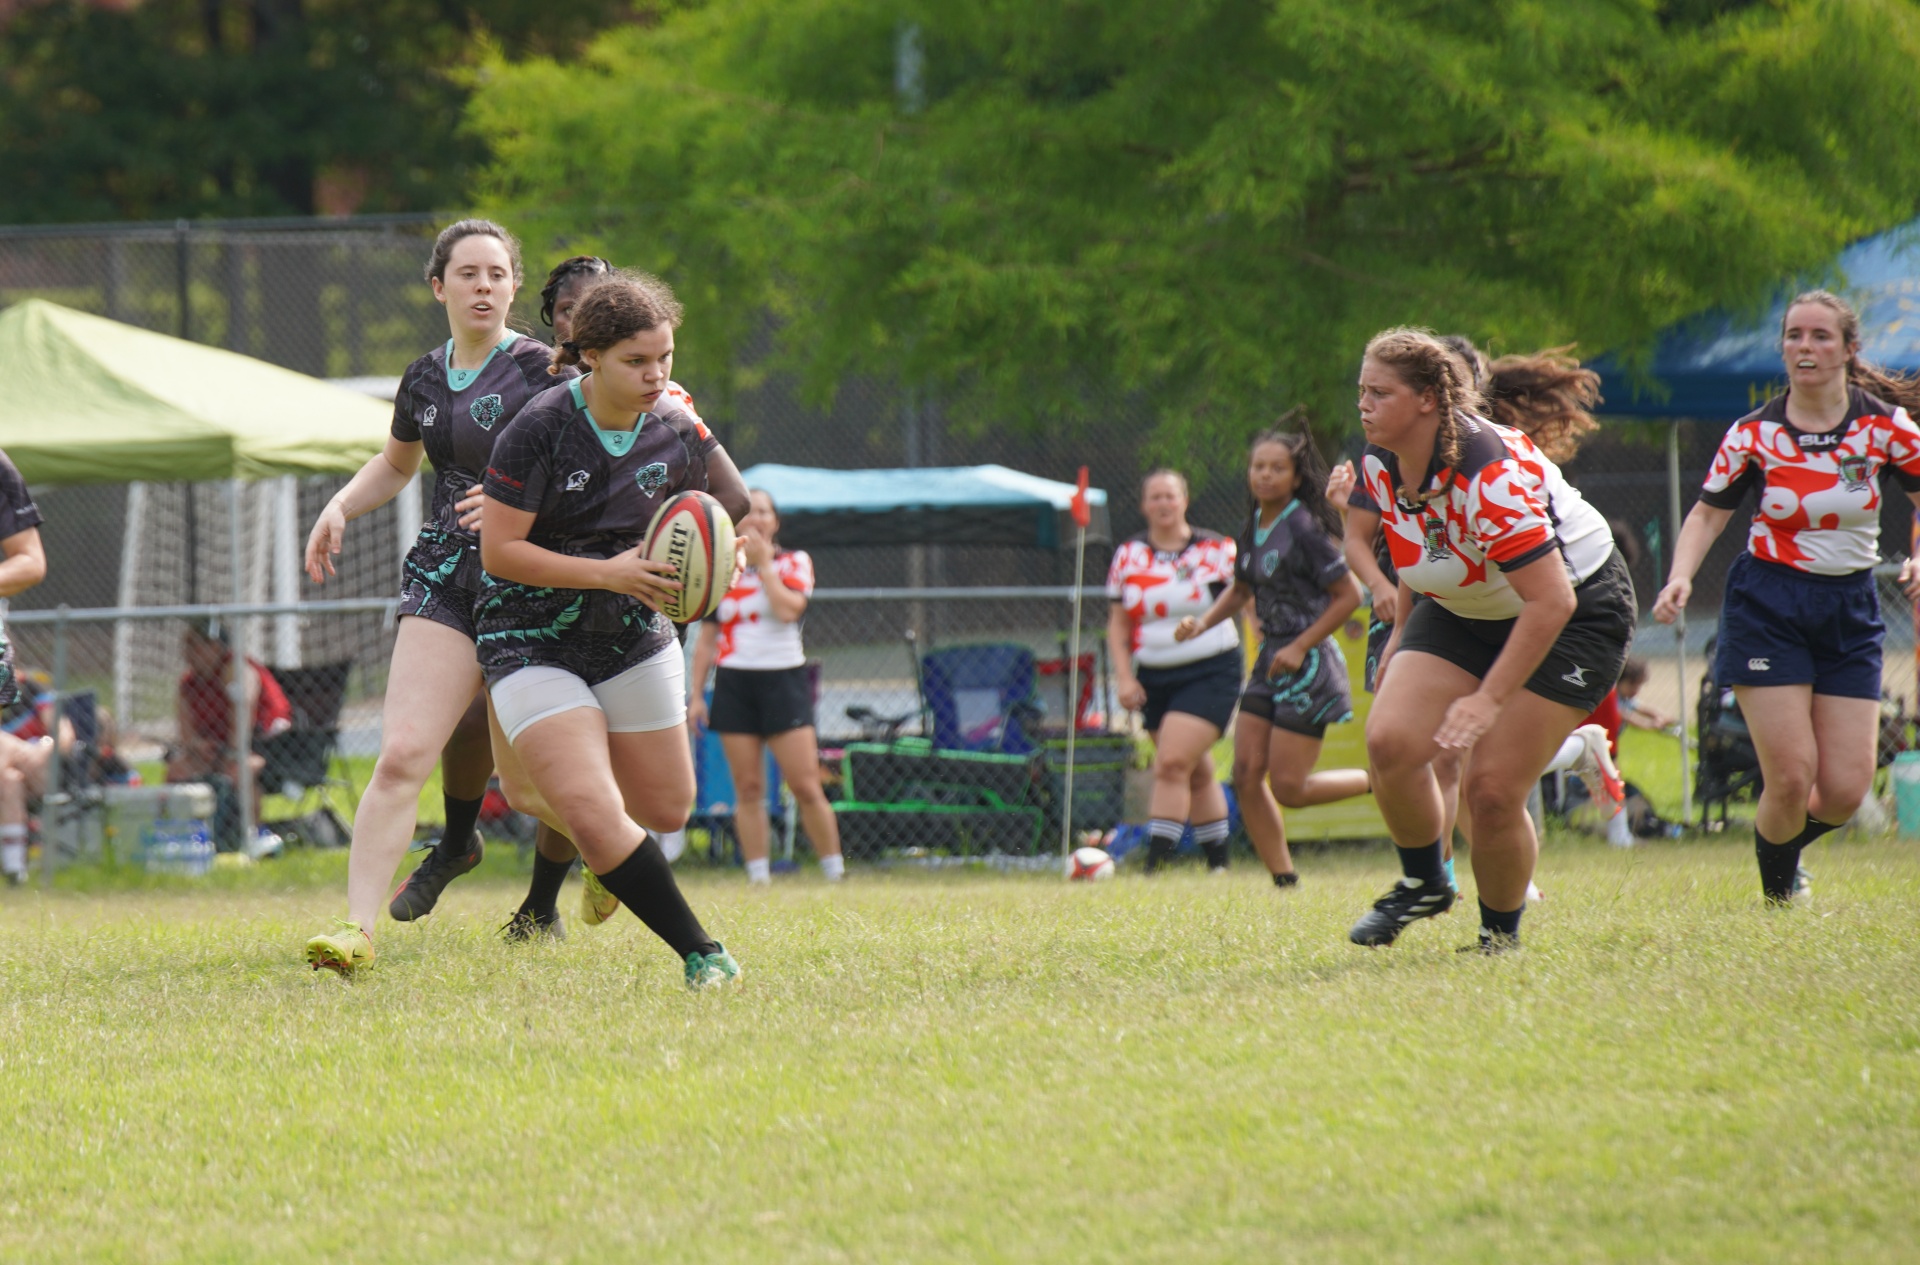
[481,270,749,988]
[305,219,561,974]
[0,449,44,885]
[1176,430,1370,885]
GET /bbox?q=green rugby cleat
[684,943,741,990]
[305,920,374,975]
[580,867,621,926]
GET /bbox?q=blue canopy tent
[733,463,1110,548]
[1591,215,1920,822]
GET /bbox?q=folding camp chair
[257,662,356,847]
[920,643,1042,754]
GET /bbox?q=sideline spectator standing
[0,449,44,884]
[1654,290,1920,905]
[1106,469,1241,874]
[689,489,845,885]
[167,619,292,850]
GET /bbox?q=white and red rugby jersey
[1347,414,1614,621]
[1698,387,1920,576]
[1106,529,1239,667]
[712,549,813,670]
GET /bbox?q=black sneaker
[388,834,483,921]
[1348,878,1456,947]
[1272,871,1300,889]
[501,908,565,943]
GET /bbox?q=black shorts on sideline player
[1240,638,1353,739]
[1714,552,1882,700]
[709,665,815,737]
[1395,549,1635,714]
[1137,649,1241,733]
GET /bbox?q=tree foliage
[475,0,1920,453]
[0,0,644,220]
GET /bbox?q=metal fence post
[228,479,255,850]
[1669,421,1694,824]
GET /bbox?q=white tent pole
[113,481,147,731]
[228,478,254,849]
[1061,522,1087,862]
[271,476,300,666]
[1670,420,1693,825]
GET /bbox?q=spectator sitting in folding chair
[167,619,292,852]
[0,698,76,885]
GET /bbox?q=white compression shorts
[490,642,686,744]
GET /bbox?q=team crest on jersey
[635,462,670,495]
[1838,453,1872,490]
[469,394,505,430]
[1423,518,1450,562]
[421,405,437,428]
[565,470,591,492]
[1260,549,1280,577]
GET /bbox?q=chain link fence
[4,215,1918,871]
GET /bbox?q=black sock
[433,794,485,861]
[1193,817,1230,871]
[1478,899,1523,941]
[1755,826,1804,901]
[1144,818,1182,875]
[521,851,572,920]
[1790,816,1842,849]
[592,834,719,959]
[1272,870,1299,889]
[1397,840,1448,887]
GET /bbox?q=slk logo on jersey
[1423,519,1450,562]
[565,470,591,492]
[636,462,670,495]
[1838,453,1872,490]
[421,405,437,428]
[470,394,505,430]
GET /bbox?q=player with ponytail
[1655,291,1920,905]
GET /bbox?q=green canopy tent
[0,299,391,484]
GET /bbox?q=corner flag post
[1062,466,1091,864]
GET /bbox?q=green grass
[3,836,1916,1262]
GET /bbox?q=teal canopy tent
[736,463,1111,548]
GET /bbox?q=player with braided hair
[1344,328,1632,952]
[1655,291,1920,906]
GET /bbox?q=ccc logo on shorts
[636,462,670,495]
[1748,657,1770,672]
[469,394,506,429]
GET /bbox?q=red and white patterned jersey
[712,549,813,670]
[1698,387,1920,575]
[1106,529,1239,667]
[663,381,700,422]
[1347,414,1615,621]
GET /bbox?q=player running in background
[477,271,749,987]
[1654,290,1920,905]
[499,255,714,938]
[1106,470,1242,874]
[1175,429,1369,885]
[687,489,845,885]
[303,219,562,972]
[0,450,44,885]
[1346,327,1632,952]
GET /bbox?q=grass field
[3,835,1916,1262]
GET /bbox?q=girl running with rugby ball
[479,270,748,987]
[1175,429,1370,884]
[1106,469,1241,874]
[1345,328,1632,952]
[1654,290,1920,905]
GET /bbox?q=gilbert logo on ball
[642,490,737,623]
[1066,846,1115,881]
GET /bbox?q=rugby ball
[1066,846,1116,882]
[642,490,737,622]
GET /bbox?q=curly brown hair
[548,270,685,375]
[1362,327,1482,488]
[1783,289,1920,414]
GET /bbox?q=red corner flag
[1070,466,1091,529]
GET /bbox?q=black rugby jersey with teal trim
[391,334,572,536]
[1233,501,1349,643]
[478,378,719,681]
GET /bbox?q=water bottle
[184,821,214,877]
[1892,752,1920,839]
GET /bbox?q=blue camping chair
[920,644,1040,754]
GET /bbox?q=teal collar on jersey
[1252,499,1299,546]
[569,376,651,457]
[444,331,519,391]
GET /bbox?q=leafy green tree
[0,0,642,221]
[474,0,1920,457]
